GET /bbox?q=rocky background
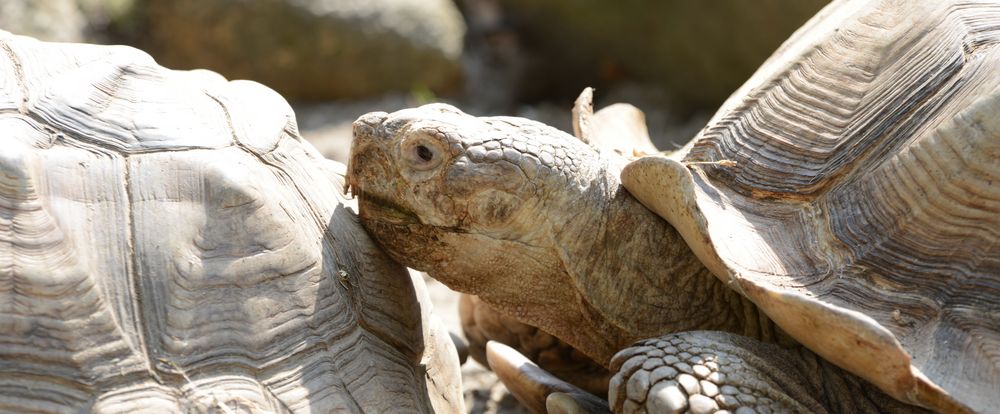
[1,0,826,412]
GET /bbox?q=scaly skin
[609,332,925,414]
[346,104,768,363]
[346,104,922,413]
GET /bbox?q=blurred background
[0,0,826,411]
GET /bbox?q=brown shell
[0,32,461,412]
[622,1,1000,413]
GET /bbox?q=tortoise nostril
[356,111,389,126]
[353,111,389,138]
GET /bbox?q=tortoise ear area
[464,189,523,231]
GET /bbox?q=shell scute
[624,2,1000,412]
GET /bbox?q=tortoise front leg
[609,331,927,414]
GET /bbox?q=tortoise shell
[621,1,1000,412]
[0,31,461,412]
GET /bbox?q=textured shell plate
[0,31,459,413]
[622,1,1000,413]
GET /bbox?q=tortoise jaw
[356,191,422,226]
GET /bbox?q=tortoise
[346,1,1000,413]
[0,31,463,412]
[453,98,662,400]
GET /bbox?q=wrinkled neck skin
[541,154,781,365]
[349,106,782,367]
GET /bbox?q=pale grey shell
[0,31,460,412]
[623,1,1000,412]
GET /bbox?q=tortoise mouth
[356,207,474,275]
[356,191,422,226]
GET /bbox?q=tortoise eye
[405,140,445,171]
[416,145,434,162]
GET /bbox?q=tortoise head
[346,103,730,364]
[346,104,645,359]
[346,104,608,290]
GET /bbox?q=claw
[486,341,610,414]
[569,87,658,158]
[572,87,596,143]
[547,392,590,414]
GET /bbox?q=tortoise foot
[608,331,926,414]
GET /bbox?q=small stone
[608,374,624,406]
[646,382,687,414]
[688,394,719,414]
[735,408,757,414]
[467,146,486,160]
[626,369,651,402]
[646,349,664,358]
[674,362,693,374]
[518,156,538,178]
[689,355,705,365]
[706,371,724,383]
[483,140,500,150]
[622,399,642,414]
[662,355,680,365]
[539,151,554,166]
[757,406,773,414]
[705,361,719,371]
[746,379,768,391]
[500,138,512,146]
[700,380,719,397]
[618,355,647,377]
[725,373,745,385]
[502,148,521,162]
[716,394,740,408]
[718,362,734,374]
[692,364,711,378]
[737,394,757,404]
[678,352,692,360]
[716,411,733,414]
[677,374,700,395]
[649,365,679,384]
[642,358,664,370]
[720,385,740,395]
[612,345,654,369]
[485,149,502,161]
[512,140,526,152]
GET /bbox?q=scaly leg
[609,331,927,414]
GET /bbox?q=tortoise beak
[345,111,390,196]
[345,110,422,226]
